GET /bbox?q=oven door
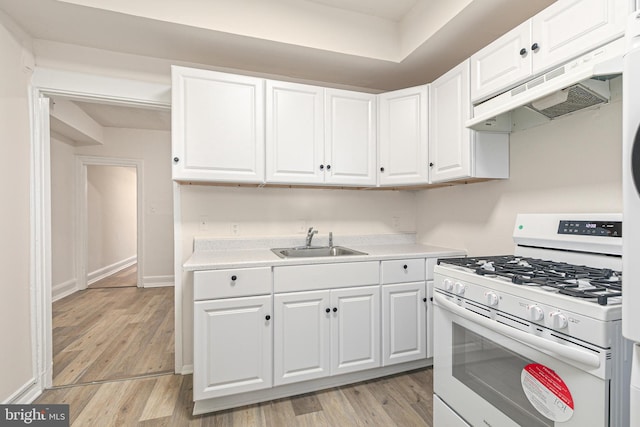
[433,292,609,427]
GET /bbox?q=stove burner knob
[444,279,454,292]
[550,312,569,329]
[454,282,466,295]
[485,291,499,307]
[528,305,544,322]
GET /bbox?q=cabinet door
[171,67,264,183]
[330,286,380,375]
[426,280,434,359]
[193,295,272,400]
[382,282,426,366]
[531,0,628,75]
[266,81,324,184]
[274,290,331,385]
[470,21,532,103]
[324,89,377,186]
[378,86,429,186]
[429,60,472,183]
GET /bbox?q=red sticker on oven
[521,363,574,422]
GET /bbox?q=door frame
[76,157,144,290]
[29,67,172,389]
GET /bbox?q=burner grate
[440,255,622,305]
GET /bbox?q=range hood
[467,38,625,130]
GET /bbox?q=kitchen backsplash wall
[416,78,623,255]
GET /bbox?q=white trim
[181,364,193,375]
[29,68,173,400]
[51,278,77,302]
[87,255,137,285]
[76,156,144,290]
[32,68,171,110]
[2,377,41,404]
[173,182,183,373]
[143,275,175,288]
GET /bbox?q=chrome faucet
[305,227,318,247]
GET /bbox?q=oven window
[452,323,553,427]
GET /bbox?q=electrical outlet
[231,223,240,235]
[199,215,209,231]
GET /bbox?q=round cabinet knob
[423,297,427,302]
[454,282,465,296]
[326,165,331,170]
[519,48,527,56]
[173,157,180,163]
[333,307,338,313]
[531,42,540,52]
[550,312,568,329]
[231,275,237,281]
[319,164,325,170]
[444,279,454,292]
[528,305,544,322]
[325,308,331,313]
[485,291,499,307]
[403,264,408,270]
[380,167,385,172]
[265,315,271,321]
[429,162,434,167]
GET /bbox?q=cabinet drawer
[274,261,379,293]
[194,267,271,300]
[381,259,425,284]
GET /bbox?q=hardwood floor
[52,285,174,386]
[89,264,138,288]
[35,368,434,426]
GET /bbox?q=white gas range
[432,213,631,427]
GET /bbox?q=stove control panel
[557,220,622,237]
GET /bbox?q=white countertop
[184,234,465,271]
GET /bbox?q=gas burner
[439,255,622,305]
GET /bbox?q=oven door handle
[434,293,601,369]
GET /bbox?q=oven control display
[557,220,622,237]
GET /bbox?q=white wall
[50,127,173,291]
[416,79,623,255]
[0,11,35,402]
[87,165,137,276]
[50,137,76,291]
[178,185,417,366]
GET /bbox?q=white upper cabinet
[429,61,472,183]
[171,66,265,183]
[430,60,509,183]
[266,81,324,184]
[470,22,532,103]
[266,82,376,186]
[378,86,429,186]
[531,0,628,74]
[470,0,629,102]
[324,89,377,186]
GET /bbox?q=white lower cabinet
[193,295,273,400]
[274,290,331,385]
[274,285,381,386]
[382,282,426,366]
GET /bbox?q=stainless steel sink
[271,246,367,259]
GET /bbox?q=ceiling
[1,0,555,131]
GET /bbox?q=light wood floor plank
[139,374,183,421]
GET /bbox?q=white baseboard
[3,378,41,404]
[180,364,193,375]
[88,255,136,285]
[52,278,77,302]
[143,275,174,288]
